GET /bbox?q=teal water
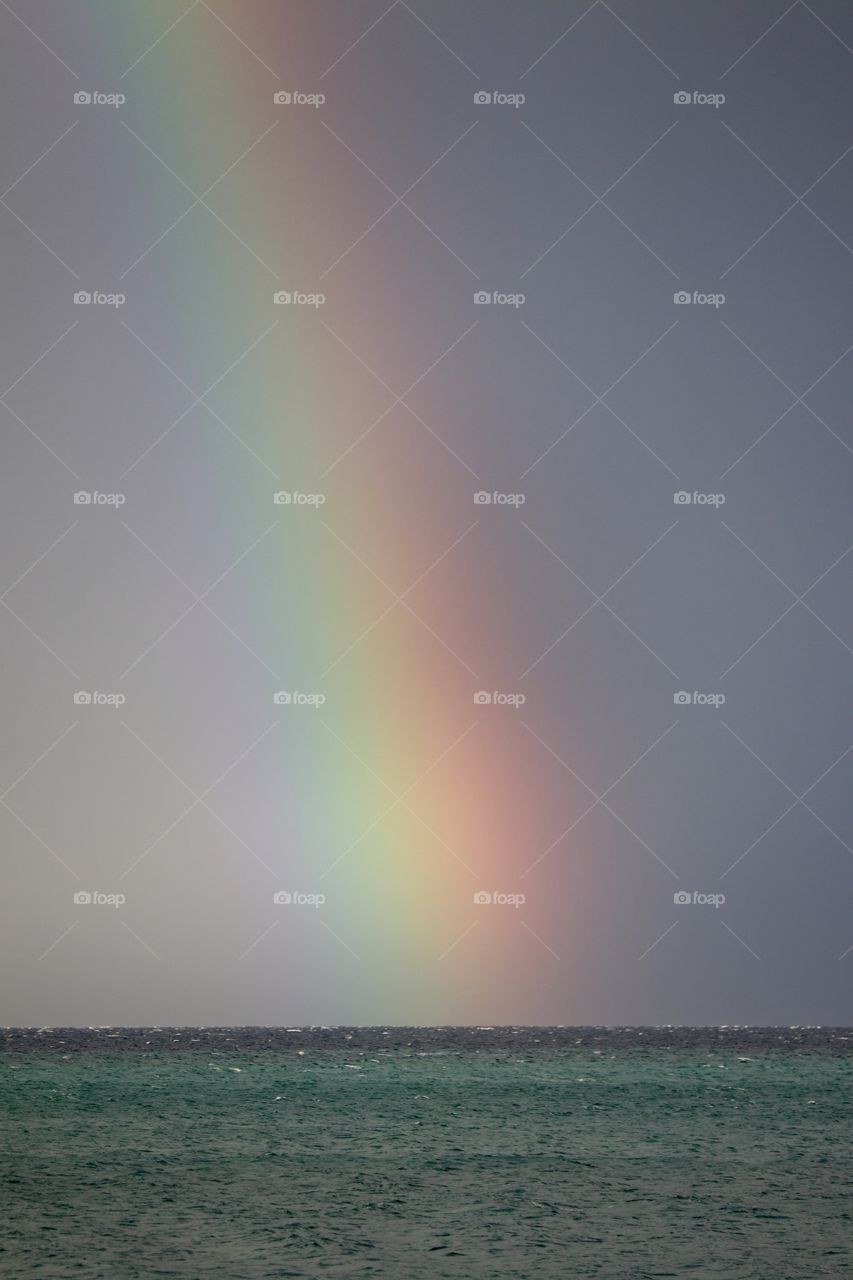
[2,1030,852,1278]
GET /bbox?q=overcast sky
[1,0,852,1026]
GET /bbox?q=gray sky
[1,0,852,1026]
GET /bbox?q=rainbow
[89,2,557,1021]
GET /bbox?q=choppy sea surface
[2,1027,851,1278]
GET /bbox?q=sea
[2,1027,851,1278]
